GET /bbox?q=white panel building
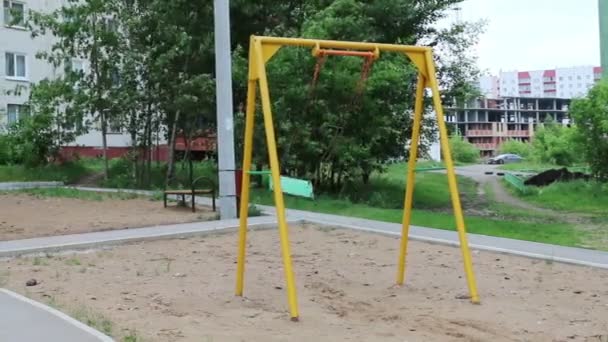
[1,0,59,125]
[1,0,139,156]
[480,66,602,99]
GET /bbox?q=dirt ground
[3,223,608,341]
[0,193,217,241]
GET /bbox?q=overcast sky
[450,0,600,74]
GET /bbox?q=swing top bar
[315,49,377,59]
[253,35,430,54]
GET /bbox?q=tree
[232,0,479,189]
[570,82,608,180]
[449,132,479,163]
[531,118,581,167]
[26,0,482,191]
[499,139,532,159]
[28,0,125,180]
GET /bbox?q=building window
[3,0,25,27]
[65,58,85,75]
[577,75,581,80]
[5,52,26,79]
[568,76,572,80]
[559,76,563,81]
[6,104,29,124]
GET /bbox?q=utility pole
[600,0,608,78]
[213,0,237,219]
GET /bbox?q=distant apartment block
[480,66,602,99]
[447,66,602,157]
[446,97,570,157]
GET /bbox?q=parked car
[487,154,523,164]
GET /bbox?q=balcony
[473,143,497,150]
[466,130,493,136]
[506,130,529,137]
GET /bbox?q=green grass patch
[0,160,93,184]
[34,293,142,341]
[353,162,477,210]
[251,189,583,248]
[482,182,561,223]
[15,188,142,201]
[498,162,589,173]
[513,180,608,215]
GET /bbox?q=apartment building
[1,0,56,126]
[453,66,603,157]
[1,0,216,160]
[481,66,602,99]
[446,97,571,157]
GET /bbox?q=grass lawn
[365,162,478,210]
[14,187,147,201]
[250,190,582,247]
[0,162,93,184]
[498,162,589,173]
[509,180,608,215]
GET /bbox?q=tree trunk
[165,110,181,188]
[129,118,138,187]
[361,171,370,185]
[100,110,109,181]
[146,120,152,187]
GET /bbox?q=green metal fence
[504,172,528,193]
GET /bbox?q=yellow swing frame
[236,35,480,321]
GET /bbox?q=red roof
[518,71,531,79]
[543,70,556,77]
[594,66,603,74]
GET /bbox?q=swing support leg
[396,73,425,285]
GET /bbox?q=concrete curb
[0,216,287,258]
[301,218,608,270]
[0,181,63,190]
[0,289,114,342]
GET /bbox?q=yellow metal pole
[255,35,430,54]
[424,51,480,304]
[254,40,300,320]
[235,77,258,296]
[396,74,425,285]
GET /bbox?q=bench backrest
[269,176,314,199]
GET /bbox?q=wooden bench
[163,176,216,212]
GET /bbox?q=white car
[487,154,523,164]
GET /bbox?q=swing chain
[309,54,328,98]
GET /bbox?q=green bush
[531,119,582,166]
[101,158,218,190]
[449,133,479,163]
[570,81,608,180]
[3,113,63,167]
[0,136,11,165]
[499,139,532,159]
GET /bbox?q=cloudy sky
[450,0,600,74]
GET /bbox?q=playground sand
[0,193,217,241]
[3,223,608,341]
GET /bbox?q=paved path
[0,181,63,190]
[68,186,608,269]
[0,289,112,342]
[0,215,281,258]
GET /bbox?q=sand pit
[0,192,217,241]
[3,223,608,341]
